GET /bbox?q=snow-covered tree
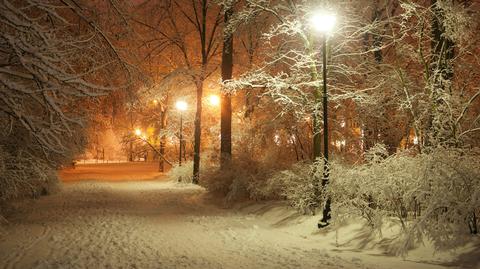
[0,0,128,200]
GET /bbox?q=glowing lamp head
[310,12,336,33]
[208,95,220,106]
[134,129,142,136]
[175,100,188,111]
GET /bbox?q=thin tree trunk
[294,130,307,160]
[221,6,233,168]
[158,109,168,172]
[192,0,209,184]
[426,0,455,146]
[193,78,203,184]
[129,112,134,162]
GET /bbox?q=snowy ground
[0,164,478,269]
[59,162,164,182]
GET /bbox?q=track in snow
[0,180,448,269]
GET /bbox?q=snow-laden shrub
[200,148,290,204]
[328,145,480,255]
[1,0,121,210]
[252,162,319,214]
[168,161,194,183]
[201,160,257,204]
[0,147,58,202]
[199,147,320,212]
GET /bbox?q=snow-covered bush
[0,147,58,202]
[328,145,480,255]
[200,148,321,212]
[168,162,194,183]
[200,159,259,204]
[0,0,125,206]
[252,162,319,214]
[200,147,291,204]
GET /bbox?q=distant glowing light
[310,11,336,33]
[413,136,419,145]
[274,134,281,145]
[340,120,346,128]
[176,100,188,111]
[134,129,142,136]
[289,135,296,144]
[208,95,220,106]
[335,139,346,149]
[153,99,158,105]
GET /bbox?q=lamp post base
[317,221,330,228]
[318,197,331,228]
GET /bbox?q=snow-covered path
[0,180,466,269]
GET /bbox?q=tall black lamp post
[311,11,336,228]
[175,100,188,166]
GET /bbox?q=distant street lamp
[134,128,142,137]
[175,100,188,166]
[208,94,220,107]
[134,129,148,141]
[311,10,336,228]
[133,127,173,167]
[133,128,147,161]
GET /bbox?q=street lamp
[311,10,336,228]
[134,128,142,136]
[310,12,336,33]
[134,129,149,141]
[208,94,220,107]
[133,129,147,161]
[132,128,173,167]
[175,100,188,166]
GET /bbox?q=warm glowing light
[310,11,336,33]
[334,139,346,149]
[153,99,158,105]
[274,134,281,145]
[175,100,188,111]
[208,95,220,106]
[134,129,142,136]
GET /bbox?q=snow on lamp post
[310,10,336,228]
[175,100,188,166]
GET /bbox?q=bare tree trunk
[193,78,204,184]
[192,0,209,184]
[168,0,219,183]
[129,141,133,162]
[129,112,134,161]
[158,109,168,172]
[426,0,455,146]
[221,6,233,168]
[469,211,478,234]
